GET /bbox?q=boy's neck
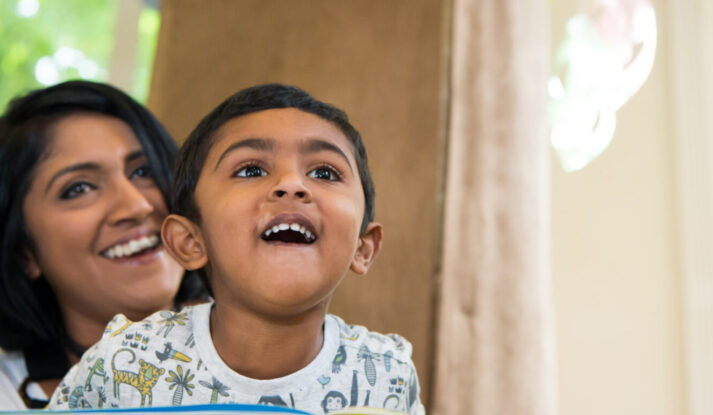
[209,301,327,380]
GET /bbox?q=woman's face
[22,112,183,336]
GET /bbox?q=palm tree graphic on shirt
[199,376,230,403]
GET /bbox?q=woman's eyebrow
[45,162,100,194]
[125,150,145,164]
[214,137,274,171]
[300,138,354,173]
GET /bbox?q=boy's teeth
[262,222,316,242]
[104,235,159,259]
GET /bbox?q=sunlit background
[0,0,160,111]
[3,0,710,414]
[548,0,656,172]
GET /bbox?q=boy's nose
[268,173,312,203]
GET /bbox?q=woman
[0,81,204,409]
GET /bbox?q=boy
[50,84,424,414]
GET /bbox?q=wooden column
[149,0,448,409]
[432,1,555,414]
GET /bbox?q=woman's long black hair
[0,81,204,363]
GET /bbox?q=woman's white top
[0,349,48,410]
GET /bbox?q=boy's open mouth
[261,216,317,245]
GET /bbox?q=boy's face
[165,108,381,317]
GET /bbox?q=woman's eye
[59,182,95,199]
[235,165,267,178]
[308,167,339,181]
[131,165,152,179]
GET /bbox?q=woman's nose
[107,178,154,225]
[268,171,312,203]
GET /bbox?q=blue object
[2,403,311,415]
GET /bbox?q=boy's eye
[131,165,152,179]
[308,166,339,181]
[59,182,96,199]
[235,165,267,178]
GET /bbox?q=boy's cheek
[327,196,364,234]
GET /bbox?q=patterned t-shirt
[49,302,425,415]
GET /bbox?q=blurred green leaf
[0,0,160,112]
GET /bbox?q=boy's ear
[162,214,208,271]
[350,222,383,275]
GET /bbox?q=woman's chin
[116,279,181,318]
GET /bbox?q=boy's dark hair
[0,81,205,355]
[173,83,375,230]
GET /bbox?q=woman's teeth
[103,235,160,259]
[263,222,315,242]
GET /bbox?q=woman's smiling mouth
[101,234,161,259]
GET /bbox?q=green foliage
[0,0,160,112]
[0,0,117,111]
[132,7,161,103]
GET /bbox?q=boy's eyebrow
[214,137,275,171]
[45,162,100,194]
[300,138,354,173]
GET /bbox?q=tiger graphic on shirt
[111,348,165,407]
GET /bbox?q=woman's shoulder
[0,349,26,387]
[0,350,28,410]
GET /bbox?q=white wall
[551,0,685,414]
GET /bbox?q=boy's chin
[263,300,332,319]
[250,253,333,277]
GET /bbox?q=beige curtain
[432,1,555,414]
